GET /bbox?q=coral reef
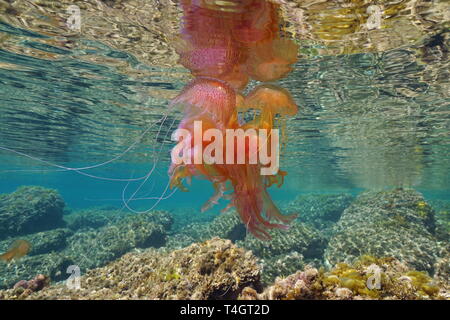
[324,189,441,273]
[2,238,261,300]
[240,256,448,300]
[283,193,354,237]
[0,186,65,240]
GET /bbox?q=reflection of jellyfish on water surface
[169,0,299,239]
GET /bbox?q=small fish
[0,240,31,262]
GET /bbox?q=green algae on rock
[324,189,441,273]
[62,213,170,271]
[282,193,354,237]
[0,228,72,257]
[0,186,66,240]
[64,208,173,232]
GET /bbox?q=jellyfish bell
[244,84,298,117]
[243,84,298,157]
[170,77,237,128]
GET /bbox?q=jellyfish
[242,84,298,121]
[169,0,299,240]
[220,64,250,91]
[0,239,31,262]
[168,77,237,192]
[169,81,298,240]
[243,84,298,133]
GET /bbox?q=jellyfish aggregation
[168,0,299,240]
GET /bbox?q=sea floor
[0,186,448,300]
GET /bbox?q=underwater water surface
[0,0,448,300]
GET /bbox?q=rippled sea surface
[0,0,449,209]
